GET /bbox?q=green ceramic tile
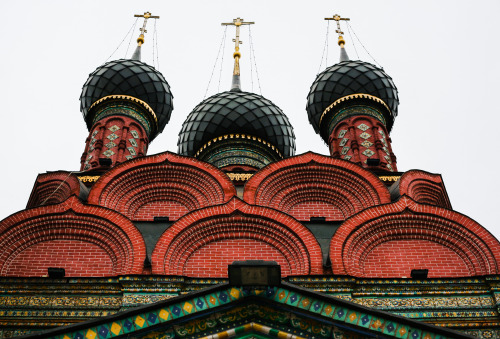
[158,308,171,323]
[263,287,277,299]
[358,313,371,328]
[383,321,397,335]
[206,293,220,308]
[320,303,335,318]
[421,332,434,339]
[181,301,195,315]
[297,296,314,311]
[274,288,289,303]
[309,299,324,314]
[217,290,230,304]
[369,317,385,332]
[345,310,360,325]
[133,314,148,329]
[168,304,185,319]
[145,311,160,326]
[120,318,135,334]
[108,322,123,337]
[194,297,208,311]
[395,324,410,338]
[285,292,301,307]
[333,306,347,321]
[96,324,111,339]
[228,287,243,301]
[408,327,421,339]
[85,328,98,339]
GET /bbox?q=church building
[0,13,499,339]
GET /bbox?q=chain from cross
[134,12,160,45]
[221,18,255,53]
[325,14,350,36]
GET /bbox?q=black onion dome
[306,60,399,133]
[80,59,173,136]
[178,91,295,158]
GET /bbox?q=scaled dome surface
[80,59,174,136]
[306,60,399,133]
[178,91,296,158]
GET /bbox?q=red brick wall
[288,201,344,221]
[133,200,189,221]
[184,239,291,277]
[362,240,470,278]
[4,240,114,277]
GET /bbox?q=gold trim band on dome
[195,133,283,158]
[319,93,391,128]
[89,95,158,124]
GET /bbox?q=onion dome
[306,60,399,136]
[178,90,295,161]
[80,59,173,140]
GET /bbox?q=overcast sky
[1,1,499,240]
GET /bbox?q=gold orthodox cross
[221,18,255,76]
[134,12,160,46]
[325,14,350,47]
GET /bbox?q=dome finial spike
[222,17,255,91]
[325,14,350,62]
[132,12,160,60]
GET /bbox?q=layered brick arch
[88,152,236,221]
[330,196,500,278]
[390,170,452,209]
[151,197,323,277]
[244,152,390,221]
[0,196,145,277]
[26,171,84,208]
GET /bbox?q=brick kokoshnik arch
[391,170,452,209]
[0,196,145,277]
[151,197,323,277]
[26,171,85,208]
[244,152,390,221]
[330,196,500,278]
[88,152,236,221]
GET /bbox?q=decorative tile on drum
[357,123,370,131]
[362,149,375,157]
[360,132,371,139]
[107,133,118,141]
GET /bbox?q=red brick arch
[26,172,83,208]
[330,196,500,278]
[151,197,323,277]
[88,152,236,221]
[244,152,390,221]
[393,170,452,208]
[0,196,145,277]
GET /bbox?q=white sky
[1,1,499,241]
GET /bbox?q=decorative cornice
[319,93,391,128]
[379,176,401,182]
[78,176,100,183]
[227,173,253,181]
